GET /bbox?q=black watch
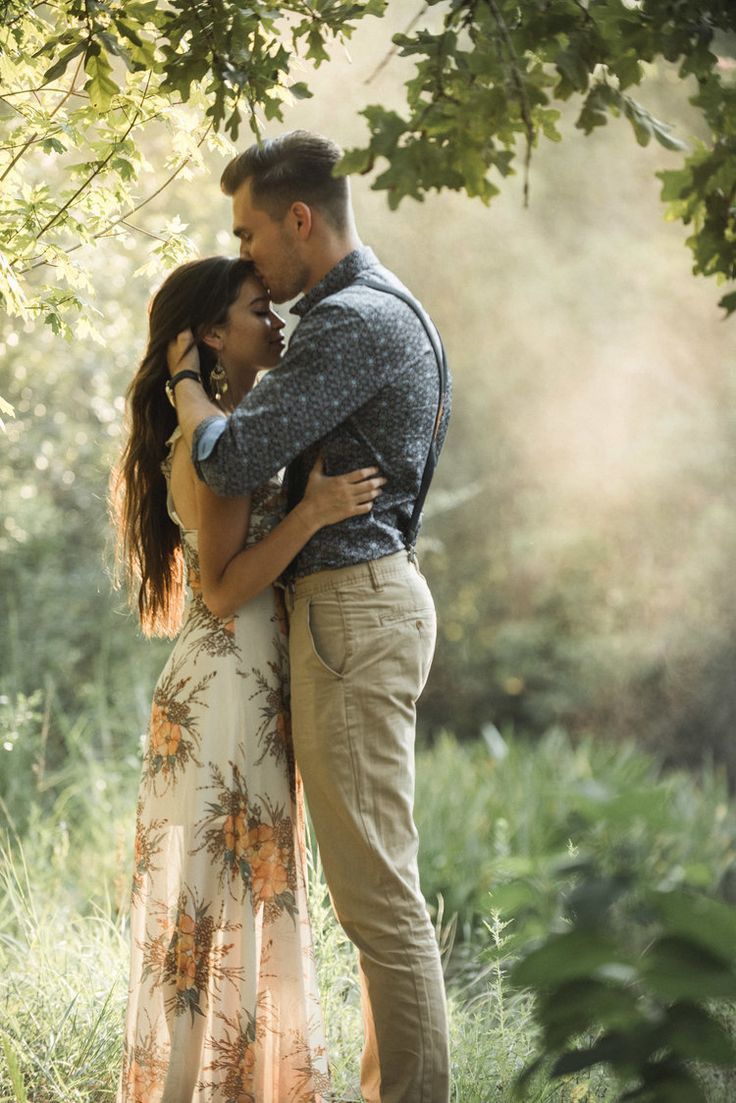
[165,369,203,408]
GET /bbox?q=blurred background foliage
[4,4,736,1099]
[3,9,736,793]
[3,0,736,329]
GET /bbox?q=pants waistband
[289,551,418,600]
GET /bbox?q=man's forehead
[232,180,282,231]
[232,180,257,221]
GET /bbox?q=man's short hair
[220,130,350,231]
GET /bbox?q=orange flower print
[144,659,213,790]
[247,822,275,858]
[175,912,197,992]
[237,1044,256,1100]
[223,809,249,861]
[131,812,165,904]
[121,1026,168,1103]
[140,889,243,1022]
[149,702,181,759]
[223,617,236,635]
[252,853,289,902]
[127,1059,163,1103]
[194,769,299,917]
[247,824,288,903]
[197,1009,258,1102]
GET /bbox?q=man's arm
[182,299,392,498]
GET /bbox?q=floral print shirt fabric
[119,430,329,1103]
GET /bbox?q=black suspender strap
[354,276,449,553]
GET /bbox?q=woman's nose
[271,311,285,330]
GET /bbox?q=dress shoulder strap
[161,426,185,527]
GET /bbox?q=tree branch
[0,86,89,99]
[12,70,153,253]
[0,55,85,184]
[364,3,430,85]
[18,121,213,273]
[485,0,535,206]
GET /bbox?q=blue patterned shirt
[192,246,451,577]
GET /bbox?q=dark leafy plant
[511,859,736,1102]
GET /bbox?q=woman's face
[215,275,286,378]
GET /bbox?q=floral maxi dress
[119,430,329,1103]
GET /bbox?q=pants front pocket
[306,595,348,679]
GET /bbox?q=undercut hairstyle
[220,130,350,232]
[111,256,255,637]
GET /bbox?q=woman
[113,256,385,1103]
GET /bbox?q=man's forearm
[174,379,221,452]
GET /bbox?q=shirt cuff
[192,415,227,481]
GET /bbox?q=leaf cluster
[512,859,736,1102]
[0,0,384,336]
[341,0,736,312]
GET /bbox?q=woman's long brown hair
[112,256,256,637]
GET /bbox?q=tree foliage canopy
[1,0,736,337]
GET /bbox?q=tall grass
[0,843,126,1102]
[0,831,613,1103]
[2,719,735,1101]
[415,728,736,948]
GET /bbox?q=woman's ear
[200,327,224,352]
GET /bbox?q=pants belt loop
[367,559,384,592]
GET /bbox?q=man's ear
[290,201,313,239]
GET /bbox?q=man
[168,130,451,1103]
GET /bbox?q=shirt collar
[290,246,379,317]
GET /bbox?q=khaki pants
[287,551,450,1103]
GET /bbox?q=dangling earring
[211,357,229,403]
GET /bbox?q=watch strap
[165,369,203,407]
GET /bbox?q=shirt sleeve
[192,415,228,481]
[191,298,390,497]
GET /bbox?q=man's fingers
[346,475,386,491]
[345,466,382,483]
[352,487,383,505]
